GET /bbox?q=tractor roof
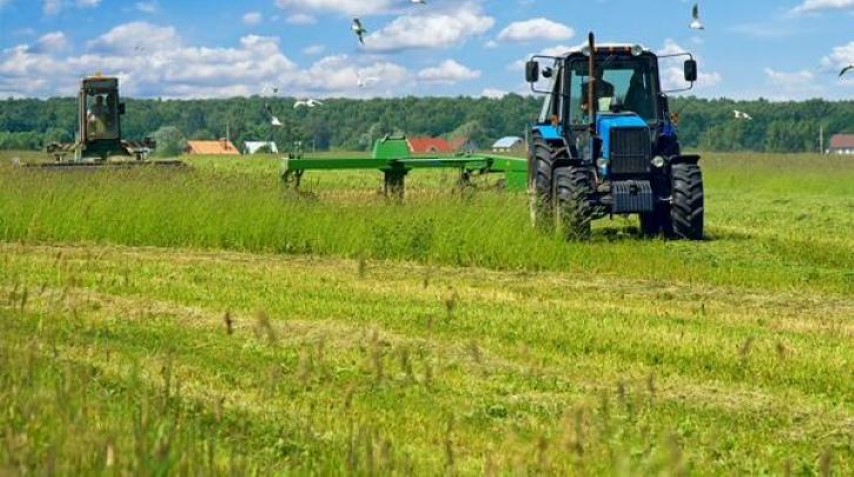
[558,43,652,57]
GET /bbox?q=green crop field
[0,151,851,475]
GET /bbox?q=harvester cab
[42,75,176,167]
[525,32,704,240]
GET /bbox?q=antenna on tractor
[588,31,596,134]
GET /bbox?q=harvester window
[86,92,118,140]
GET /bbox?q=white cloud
[417,60,480,84]
[820,41,854,71]
[135,1,159,14]
[658,39,722,91]
[86,22,181,54]
[44,0,102,15]
[0,0,13,9]
[275,0,394,16]
[35,32,69,53]
[364,4,494,52]
[43,0,62,15]
[764,68,814,86]
[496,18,575,43]
[242,11,263,26]
[0,21,417,99]
[790,0,854,13]
[286,13,316,25]
[292,54,410,94]
[302,44,325,55]
[763,68,827,98]
[508,44,573,71]
[481,88,508,99]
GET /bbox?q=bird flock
[261,1,847,127]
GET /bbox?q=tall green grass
[1,153,851,294]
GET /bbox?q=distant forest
[0,95,851,154]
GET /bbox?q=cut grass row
[1,244,851,474]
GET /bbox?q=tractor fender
[669,154,701,165]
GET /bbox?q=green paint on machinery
[281,135,528,198]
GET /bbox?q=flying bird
[733,110,753,120]
[840,65,853,78]
[356,71,379,88]
[263,102,283,126]
[261,85,279,96]
[294,99,323,109]
[352,18,367,45]
[411,0,427,4]
[690,3,704,30]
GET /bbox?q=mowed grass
[0,151,852,474]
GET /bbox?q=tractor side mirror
[118,102,126,115]
[525,61,540,83]
[684,59,697,83]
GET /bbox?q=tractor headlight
[631,44,644,56]
[651,155,666,168]
[596,157,608,169]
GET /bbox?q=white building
[244,141,279,155]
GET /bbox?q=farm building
[408,137,453,154]
[827,134,854,155]
[449,137,478,153]
[244,141,279,154]
[185,140,240,156]
[491,136,524,153]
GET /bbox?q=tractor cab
[80,77,123,142]
[77,76,127,159]
[525,33,704,240]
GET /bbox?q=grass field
[0,151,851,475]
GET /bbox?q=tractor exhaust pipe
[588,31,596,133]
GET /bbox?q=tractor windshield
[84,88,119,140]
[567,56,657,125]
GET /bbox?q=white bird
[733,110,752,120]
[690,3,704,30]
[262,101,283,126]
[356,71,379,88]
[294,99,323,108]
[352,18,367,45]
[411,0,427,4]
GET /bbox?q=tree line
[0,95,851,154]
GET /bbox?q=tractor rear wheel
[669,162,704,240]
[555,165,594,240]
[529,134,554,232]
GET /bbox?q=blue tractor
[525,33,704,240]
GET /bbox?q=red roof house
[828,134,854,155]
[407,137,453,154]
[185,139,240,155]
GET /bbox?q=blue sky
[0,0,851,100]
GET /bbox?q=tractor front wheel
[668,162,704,240]
[555,165,594,240]
[529,134,554,232]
